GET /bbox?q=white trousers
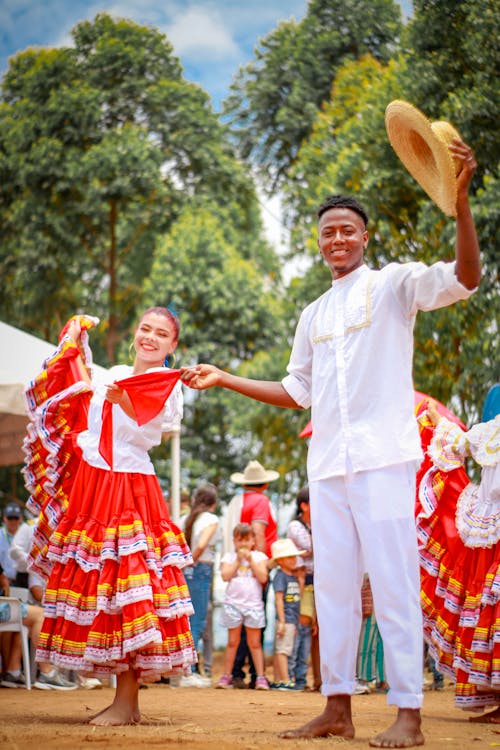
[310,461,423,708]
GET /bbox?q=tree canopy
[0,14,266,363]
[223,0,402,188]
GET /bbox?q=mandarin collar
[330,263,368,288]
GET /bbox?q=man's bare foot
[279,695,355,739]
[369,708,424,748]
[469,706,500,724]
[89,704,140,726]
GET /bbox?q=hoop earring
[165,351,177,368]
[128,342,135,361]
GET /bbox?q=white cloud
[164,6,240,61]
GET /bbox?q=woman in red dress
[416,400,500,722]
[23,308,196,725]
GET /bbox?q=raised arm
[180,364,300,409]
[450,138,481,290]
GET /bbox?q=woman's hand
[104,384,136,420]
[426,399,442,426]
[67,317,82,343]
[104,383,125,404]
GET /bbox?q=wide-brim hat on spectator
[271,538,305,561]
[230,460,279,485]
[385,100,462,217]
[4,502,22,518]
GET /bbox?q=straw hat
[385,100,462,217]
[271,538,305,561]
[230,460,279,485]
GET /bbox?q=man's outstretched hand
[180,364,222,390]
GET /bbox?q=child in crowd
[287,486,320,691]
[356,574,387,694]
[216,523,270,690]
[271,538,305,690]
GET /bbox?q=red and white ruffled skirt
[22,332,196,682]
[416,418,500,709]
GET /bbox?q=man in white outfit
[180,135,480,748]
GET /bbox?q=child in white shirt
[216,523,269,690]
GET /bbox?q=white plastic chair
[0,596,32,689]
[8,586,29,603]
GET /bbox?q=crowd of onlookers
[0,501,100,690]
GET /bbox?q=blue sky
[1,0,413,111]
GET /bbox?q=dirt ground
[1,656,499,750]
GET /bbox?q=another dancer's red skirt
[416,416,500,709]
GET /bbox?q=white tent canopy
[0,321,62,466]
[0,321,108,466]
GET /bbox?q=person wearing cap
[227,460,279,688]
[270,538,305,691]
[181,130,480,747]
[0,503,23,585]
[230,460,279,560]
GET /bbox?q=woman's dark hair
[138,306,180,341]
[184,483,218,547]
[295,486,309,519]
[317,194,369,227]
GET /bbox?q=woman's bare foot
[89,704,140,726]
[89,670,140,726]
[279,695,355,739]
[369,708,424,748]
[469,706,500,724]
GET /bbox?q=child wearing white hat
[270,538,305,690]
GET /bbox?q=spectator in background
[270,538,305,691]
[287,486,320,691]
[0,590,77,690]
[0,503,24,585]
[226,460,279,689]
[216,523,269,690]
[356,575,387,694]
[180,483,219,687]
[179,489,191,521]
[9,516,45,603]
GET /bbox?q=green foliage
[0,14,256,362]
[224,0,402,188]
[403,0,499,169]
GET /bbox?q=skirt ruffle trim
[23,340,93,580]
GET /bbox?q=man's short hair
[317,194,369,227]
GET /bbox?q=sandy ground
[1,657,499,750]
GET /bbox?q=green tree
[224,0,402,188]
[0,14,255,362]
[402,0,499,170]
